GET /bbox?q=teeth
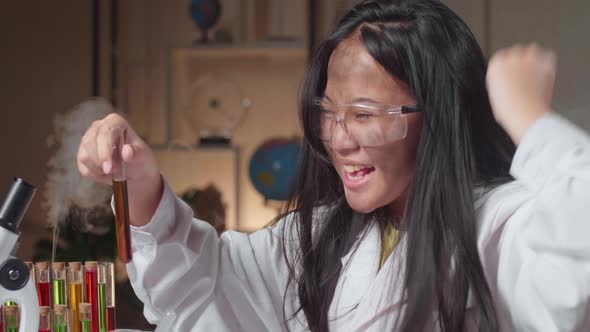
[348,173,365,181]
[343,165,371,173]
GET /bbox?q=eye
[354,112,375,120]
[319,107,336,117]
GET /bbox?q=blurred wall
[0,1,94,258]
[488,0,590,129]
[430,0,590,129]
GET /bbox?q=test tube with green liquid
[2,304,19,332]
[80,303,93,332]
[52,262,67,305]
[97,264,107,332]
[53,304,68,332]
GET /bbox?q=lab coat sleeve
[123,179,297,331]
[488,113,590,331]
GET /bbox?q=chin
[344,187,404,215]
[345,192,379,214]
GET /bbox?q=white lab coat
[125,113,590,331]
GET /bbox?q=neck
[389,187,408,219]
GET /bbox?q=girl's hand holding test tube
[77,113,162,228]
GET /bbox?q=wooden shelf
[172,45,307,60]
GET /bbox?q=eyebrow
[351,97,381,104]
[323,95,383,104]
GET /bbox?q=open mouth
[343,165,376,182]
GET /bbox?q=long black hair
[279,0,516,331]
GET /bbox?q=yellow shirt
[379,223,400,269]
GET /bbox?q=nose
[328,116,359,153]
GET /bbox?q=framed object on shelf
[167,46,307,232]
[167,46,306,147]
[117,0,248,146]
[154,146,240,230]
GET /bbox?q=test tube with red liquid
[112,128,132,263]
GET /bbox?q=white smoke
[44,98,114,227]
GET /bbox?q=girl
[77,0,590,330]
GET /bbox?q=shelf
[172,45,307,60]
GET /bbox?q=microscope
[0,178,39,331]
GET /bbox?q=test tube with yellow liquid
[69,262,84,332]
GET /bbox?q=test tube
[69,262,84,332]
[36,261,51,307]
[104,262,116,331]
[79,303,92,332]
[52,262,67,305]
[112,128,132,263]
[38,306,51,332]
[1,301,13,332]
[53,304,68,332]
[2,304,19,332]
[97,264,108,332]
[85,261,99,332]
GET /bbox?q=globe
[248,138,301,201]
[189,0,222,43]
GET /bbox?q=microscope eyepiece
[0,178,36,233]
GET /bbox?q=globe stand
[199,135,230,146]
[196,29,210,45]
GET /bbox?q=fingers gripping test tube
[112,128,132,263]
